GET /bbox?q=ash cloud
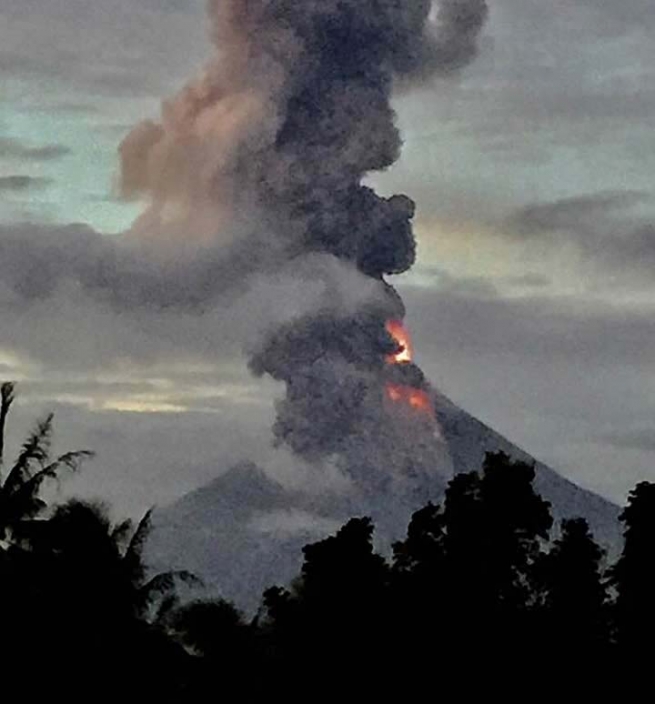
[1,1,488,488]
[115,0,488,479]
[119,0,488,270]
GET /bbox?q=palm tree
[14,499,198,694]
[44,499,199,622]
[0,381,93,543]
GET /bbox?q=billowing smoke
[116,0,489,490]
[120,0,489,269]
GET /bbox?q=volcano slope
[147,389,621,611]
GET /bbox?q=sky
[1,0,654,517]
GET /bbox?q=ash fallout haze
[1,0,654,535]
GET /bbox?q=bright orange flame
[386,319,413,364]
[385,383,435,419]
[384,319,434,420]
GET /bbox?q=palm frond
[0,383,15,409]
[0,450,94,533]
[39,450,95,489]
[111,518,135,551]
[141,570,201,597]
[153,593,181,627]
[0,382,16,468]
[3,414,54,495]
[136,570,202,616]
[123,508,154,583]
[126,509,154,557]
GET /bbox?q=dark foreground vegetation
[0,382,652,695]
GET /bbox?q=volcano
[147,388,621,611]
[134,1,618,612]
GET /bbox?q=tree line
[0,381,652,695]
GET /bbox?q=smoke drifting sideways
[0,2,488,494]
[115,0,489,491]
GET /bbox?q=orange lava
[384,319,434,419]
[385,383,435,419]
[385,319,413,364]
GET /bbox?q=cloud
[503,273,551,289]
[572,0,655,33]
[600,429,655,453]
[0,221,389,371]
[397,280,655,501]
[0,0,209,97]
[248,509,343,537]
[506,191,655,281]
[0,138,71,162]
[510,191,649,235]
[0,175,53,192]
[1,216,653,513]
[404,283,655,370]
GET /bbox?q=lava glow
[386,319,413,364]
[384,319,435,420]
[385,383,435,419]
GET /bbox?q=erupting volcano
[121,0,489,485]
[384,319,435,419]
[135,0,623,612]
[385,320,413,364]
[386,383,435,417]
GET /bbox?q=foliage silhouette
[540,517,609,667]
[389,451,553,679]
[1,385,652,693]
[259,517,391,689]
[20,499,198,695]
[0,382,93,542]
[611,481,655,660]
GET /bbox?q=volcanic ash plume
[120,0,488,491]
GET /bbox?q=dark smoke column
[120,0,489,489]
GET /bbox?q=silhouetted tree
[170,598,248,657]
[436,452,553,670]
[0,382,92,543]
[165,597,257,695]
[541,518,609,663]
[390,502,446,666]
[611,481,655,660]
[26,500,198,694]
[260,517,390,687]
[478,451,553,604]
[0,382,95,686]
[42,500,197,620]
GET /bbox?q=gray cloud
[503,273,552,289]
[0,175,53,192]
[2,0,655,514]
[0,138,71,162]
[399,281,655,501]
[600,429,655,453]
[0,220,389,375]
[405,283,655,370]
[3,266,652,513]
[507,191,655,281]
[510,191,649,234]
[0,0,208,97]
[573,0,655,33]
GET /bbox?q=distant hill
[147,388,622,611]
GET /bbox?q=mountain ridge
[147,388,622,610]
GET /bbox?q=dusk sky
[1,0,654,516]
